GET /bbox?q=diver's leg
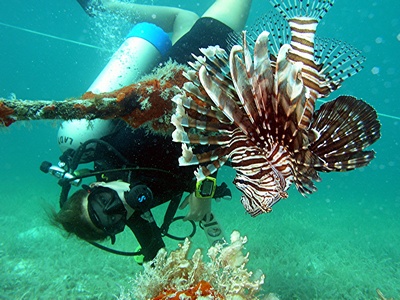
[101,0,199,44]
[201,0,252,31]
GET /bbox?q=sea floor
[0,124,399,299]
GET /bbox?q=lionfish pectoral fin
[198,65,254,136]
[178,144,198,166]
[272,43,312,141]
[293,165,320,196]
[241,31,254,74]
[309,95,381,171]
[252,31,274,117]
[229,42,260,128]
[269,0,334,22]
[195,155,229,180]
[272,44,290,115]
[314,37,366,96]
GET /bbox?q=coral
[125,231,267,300]
[153,280,224,300]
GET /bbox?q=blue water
[0,0,399,299]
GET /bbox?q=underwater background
[0,0,399,299]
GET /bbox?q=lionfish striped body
[171,0,381,216]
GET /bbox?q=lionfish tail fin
[309,95,381,171]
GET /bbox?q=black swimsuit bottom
[167,17,234,64]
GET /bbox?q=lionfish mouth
[171,0,381,217]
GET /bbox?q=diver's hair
[47,189,108,241]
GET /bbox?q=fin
[171,45,243,177]
[259,11,291,57]
[309,95,381,171]
[314,37,366,94]
[269,0,335,100]
[269,0,335,21]
[292,149,323,196]
[171,1,381,217]
[227,10,291,58]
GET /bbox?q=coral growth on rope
[0,60,188,134]
[0,102,15,126]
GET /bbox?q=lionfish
[171,0,381,216]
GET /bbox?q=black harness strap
[160,193,182,235]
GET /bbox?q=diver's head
[57,119,114,163]
[51,180,154,243]
[50,189,109,242]
[85,180,154,239]
[50,184,128,244]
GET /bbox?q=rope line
[1,22,398,121]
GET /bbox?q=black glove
[213,182,232,200]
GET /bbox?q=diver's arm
[125,211,165,262]
[179,192,212,222]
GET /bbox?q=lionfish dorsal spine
[272,42,316,140]
[229,42,264,137]
[251,31,274,119]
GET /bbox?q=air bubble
[371,67,380,75]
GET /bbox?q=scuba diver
[42,0,251,263]
[43,118,232,263]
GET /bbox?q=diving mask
[85,181,153,241]
[87,186,127,239]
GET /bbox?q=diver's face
[86,187,127,236]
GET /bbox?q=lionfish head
[234,170,291,217]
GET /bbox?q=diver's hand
[179,192,211,222]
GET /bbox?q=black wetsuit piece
[95,124,196,200]
[93,122,196,261]
[167,17,234,64]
